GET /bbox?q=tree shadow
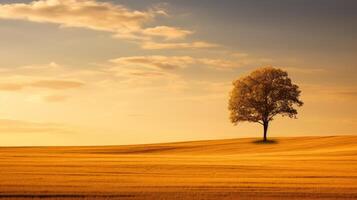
[252,139,278,144]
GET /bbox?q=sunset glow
[0,0,356,146]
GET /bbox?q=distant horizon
[1,134,356,147]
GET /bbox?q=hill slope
[4,135,357,155]
[0,136,357,200]
[74,135,357,155]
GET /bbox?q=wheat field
[0,136,357,199]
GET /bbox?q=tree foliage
[228,67,303,140]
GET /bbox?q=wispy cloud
[107,55,245,91]
[0,51,272,105]
[0,119,74,134]
[0,83,24,91]
[0,62,95,104]
[301,84,357,102]
[141,41,218,50]
[110,54,267,71]
[0,0,158,34]
[0,79,84,91]
[142,26,193,40]
[0,0,214,49]
[283,67,327,74]
[110,55,195,70]
[43,94,68,103]
[31,80,84,90]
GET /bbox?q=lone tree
[228,67,303,141]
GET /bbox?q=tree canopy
[228,67,303,141]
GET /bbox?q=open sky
[0,0,356,146]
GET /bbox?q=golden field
[0,136,357,199]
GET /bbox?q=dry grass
[1,136,357,199]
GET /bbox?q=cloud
[0,79,84,91]
[197,58,236,69]
[0,0,213,49]
[0,0,157,33]
[336,91,357,97]
[0,83,24,91]
[0,119,73,134]
[0,51,273,96]
[0,51,271,101]
[125,70,166,77]
[110,55,195,70]
[330,88,357,99]
[301,84,357,102]
[141,41,218,50]
[20,61,60,70]
[30,80,84,89]
[110,55,258,72]
[283,67,327,74]
[0,62,94,104]
[142,26,193,40]
[43,94,68,102]
[231,52,249,58]
[106,55,247,92]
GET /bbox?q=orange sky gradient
[0,0,356,146]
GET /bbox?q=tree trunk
[263,121,269,141]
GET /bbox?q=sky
[0,0,356,146]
